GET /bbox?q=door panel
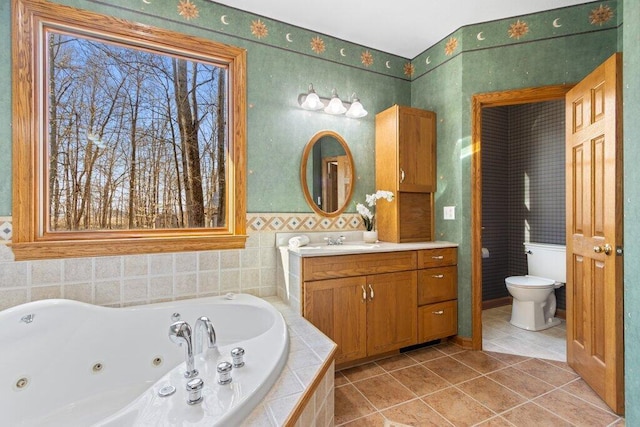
[566,53,624,414]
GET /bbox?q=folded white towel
[288,235,310,248]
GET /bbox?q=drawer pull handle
[400,168,406,183]
[431,256,444,260]
[432,310,445,315]
[361,285,367,302]
[368,284,375,300]
[431,274,444,279]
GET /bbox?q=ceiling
[212,0,594,58]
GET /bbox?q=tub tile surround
[0,213,363,311]
[248,297,337,426]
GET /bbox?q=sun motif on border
[361,51,374,67]
[403,62,415,77]
[177,0,199,20]
[251,19,268,39]
[508,20,529,39]
[589,4,614,26]
[444,37,458,56]
[311,36,325,54]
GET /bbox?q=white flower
[366,190,394,206]
[356,203,373,219]
[357,190,394,231]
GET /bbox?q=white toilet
[505,242,566,331]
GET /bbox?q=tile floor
[482,305,567,361]
[334,342,625,426]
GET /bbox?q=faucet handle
[217,361,233,385]
[186,378,204,405]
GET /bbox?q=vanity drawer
[417,247,457,268]
[302,251,417,281]
[417,266,457,305]
[418,300,457,343]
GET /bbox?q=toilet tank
[524,242,566,283]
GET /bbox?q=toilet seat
[505,275,555,288]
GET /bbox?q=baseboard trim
[450,335,473,349]
[482,296,512,310]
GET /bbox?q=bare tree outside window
[47,32,228,231]
[12,0,246,261]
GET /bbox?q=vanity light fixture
[297,83,368,118]
[324,89,347,115]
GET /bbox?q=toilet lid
[505,275,555,288]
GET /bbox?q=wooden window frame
[11,0,247,260]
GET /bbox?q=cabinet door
[398,107,436,192]
[304,277,367,364]
[366,271,417,355]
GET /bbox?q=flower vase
[363,230,378,243]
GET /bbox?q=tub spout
[195,316,217,354]
[169,321,198,378]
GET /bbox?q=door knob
[593,244,612,255]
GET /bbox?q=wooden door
[566,53,624,414]
[336,155,351,208]
[398,107,436,192]
[366,271,417,355]
[303,277,367,364]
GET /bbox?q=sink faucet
[324,235,346,245]
[194,316,217,354]
[169,321,198,378]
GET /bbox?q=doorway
[480,100,567,360]
[470,84,573,350]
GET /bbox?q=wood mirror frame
[11,0,247,260]
[300,131,355,217]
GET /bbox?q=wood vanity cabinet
[375,105,436,243]
[302,252,418,365]
[417,248,458,342]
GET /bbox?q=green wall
[623,0,639,422]
[0,0,411,216]
[411,19,618,338]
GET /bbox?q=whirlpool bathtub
[0,293,289,426]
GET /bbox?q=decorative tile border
[247,213,363,232]
[0,217,11,244]
[0,213,364,242]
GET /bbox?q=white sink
[298,244,379,251]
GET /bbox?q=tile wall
[0,213,361,312]
[481,101,566,309]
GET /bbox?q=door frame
[470,84,574,350]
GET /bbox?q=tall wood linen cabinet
[375,105,436,242]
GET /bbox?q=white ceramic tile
[64,258,93,282]
[31,259,63,285]
[0,261,29,287]
[123,255,148,277]
[483,306,566,361]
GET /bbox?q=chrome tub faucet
[194,316,217,354]
[169,321,198,378]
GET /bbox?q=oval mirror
[300,131,355,217]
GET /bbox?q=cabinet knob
[368,284,375,300]
[431,274,444,279]
[361,285,367,302]
[432,310,444,315]
[400,168,406,184]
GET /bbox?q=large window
[12,0,247,260]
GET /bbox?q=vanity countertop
[287,240,458,257]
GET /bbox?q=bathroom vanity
[284,239,458,367]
